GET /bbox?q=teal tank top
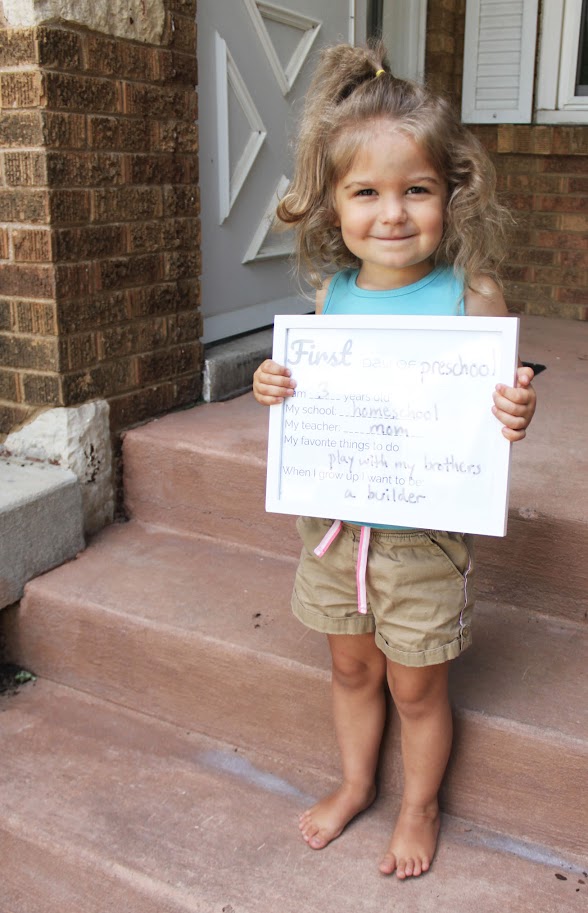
[323,264,465,316]
[322,265,466,528]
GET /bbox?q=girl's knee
[387,661,449,716]
[330,635,386,690]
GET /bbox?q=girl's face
[333,121,447,289]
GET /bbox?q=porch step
[0,456,84,609]
[202,327,273,402]
[123,315,588,624]
[4,520,587,858]
[2,312,586,910]
[1,679,585,913]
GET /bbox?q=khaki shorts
[292,516,475,668]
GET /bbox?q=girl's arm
[465,278,537,441]
[252,280,330,405]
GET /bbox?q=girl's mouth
[374,234,414,241]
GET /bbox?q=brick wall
[0,4,202,441]
[425,0,587,321]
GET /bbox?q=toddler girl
[253,42,536,880]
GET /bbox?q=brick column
[0,7,202,442]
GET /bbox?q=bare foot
[299,783,376,850]
[379,802,440,879]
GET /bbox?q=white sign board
[266,314,519,536]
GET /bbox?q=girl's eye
[355,188,377,197]
[407,186,428,195]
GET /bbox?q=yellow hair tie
[375,69,385,77]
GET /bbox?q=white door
[198,1,367,343]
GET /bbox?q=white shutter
[461,0,539,124]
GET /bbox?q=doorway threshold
[202,328,273,402]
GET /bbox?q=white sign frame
[266,314,519,536]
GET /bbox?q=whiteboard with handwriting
[266,314,519,536]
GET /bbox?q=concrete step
[123,315,588,624]
[0,456,84,609]
[202,327,272,402]
[4,521,587,858]
[1,679,585,913]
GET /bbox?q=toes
[309,833,328,850]
[402,857,414,878]
[396,858,408,880]
[300,822,319,843]
[379,853,397,876]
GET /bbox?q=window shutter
[461,0,539,123]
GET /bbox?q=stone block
[0,29,37,67]
[86,35,155,81]
[0,403,34,435]
[54,224,125,262]
[61,358,134,404]
[167,51,198,86]
[135,341,200,385]
[0,111,44,147]
[58,290,128,333]
[0,332,58,371]
[49,188,91,224]
[4,400,114,535]
[45,72,119,115]
[167,310,200,345]
[92,186,162,222]
[2,0,166,45]
[0,457,84,609]
[108,381,175,431]
[14,300,57,335]
[0,263,55,299]
[98,253,162,292]
[42,111,87,150]
[59,331,98,371]
[166,11,196,54]
[0,71,45,109]
[202,329,272,402]
[12,228,52,262]
[37,26,83,70]
[0,367,18,400]
[100,319,161,360]
[0,188,49,222]
[20,371,61,404]
[54,262,95,299]
[0,299,13,332]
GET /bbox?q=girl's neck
[356,259,437,291]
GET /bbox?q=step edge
[2,679,585,877]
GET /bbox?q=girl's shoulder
[464,275,508,318]
[315,269,356,314]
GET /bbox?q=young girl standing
[253,43,536,881]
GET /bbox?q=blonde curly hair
[277,42,512,290]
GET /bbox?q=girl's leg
[299,631,387,849]
[379,660,452,879]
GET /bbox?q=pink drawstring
[356,525,370,614]
[314,521,370,614]
[313,520,343,557]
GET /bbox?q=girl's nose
[379,195,407,223]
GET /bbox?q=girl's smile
[333,122,447,290]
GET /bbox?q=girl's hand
[253,359,296,405]
[492,366,536,441]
